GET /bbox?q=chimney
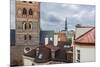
[54,34,58,46]
[45,37,48,45]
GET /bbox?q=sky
[40,2,95,32]
[11,0,95,32]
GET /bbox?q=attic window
[25,47,30,51]
[29,1,32,3]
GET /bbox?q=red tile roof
[75,27,95,44]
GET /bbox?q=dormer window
[25,47,30,51]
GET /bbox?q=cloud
[40,2,95,32]
[43,12,63,23]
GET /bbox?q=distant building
[40,31,54,45]
[10,29,15,46]
[61,17,74,46]
[65,17,68,31]
[54,32,67,47]
[73,26,95,63]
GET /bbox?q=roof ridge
[75,27,95,40]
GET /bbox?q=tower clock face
[18,9,22,14]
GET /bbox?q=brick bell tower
[16,1,40,46]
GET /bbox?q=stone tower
[11,1,40,65]
[16,1,40,46]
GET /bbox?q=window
[24,35,27,40]
[29,23,32,29]
[23,22,27,30]
[77,50,80,62]
[25,47,30,51]
[29,1,32,3]
[23,8,27,15]
[24,23,27,30]
[29,8,33,15]
[29,35,32,40]
[23,1,26,3]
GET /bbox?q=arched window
[29,8,33,15]
[23,8,27,15]
[24,35,27,40]
[29,35,32,40]
[29,23,32,29]
[23,23,27,30]
[29,1,32,4]
[24,23,27,30]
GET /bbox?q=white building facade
[73,26,95,63]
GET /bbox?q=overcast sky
[40,2,95,32]
[11,0,95,32]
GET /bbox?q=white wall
[23,56,34,66]
[74,45,95,63]
[54,34,58,46]
[45,37,48,45]
[24,58,33,66]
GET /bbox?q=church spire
[65,17,68,31]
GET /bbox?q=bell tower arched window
[24,35,27,40]
[29,23,32,29]
[29,35,32,40]
[24,23,27,30]
[23,8,27,15]
[23,22,27,30]
[29,8,33,15]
